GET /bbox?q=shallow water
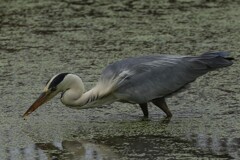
[6,134,240,160]
[1,0,240,159]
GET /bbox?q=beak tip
[22,114,27,120]
[23,91,49,119]
[22,112,30,119]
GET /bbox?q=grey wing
[114,56,207,103]
[100,53,232,104]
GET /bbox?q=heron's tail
[198,51,234,69]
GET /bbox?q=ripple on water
[3,133,239,160]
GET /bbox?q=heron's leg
[152,98,172,117]
[139,103,148,118]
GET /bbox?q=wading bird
[23,52,233,119]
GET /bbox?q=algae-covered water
[1,0,240,159]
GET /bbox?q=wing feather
[98,53,232,104]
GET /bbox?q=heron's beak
[23,90,53,118]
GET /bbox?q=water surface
[0,0,240,159]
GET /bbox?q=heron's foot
[141,116,150,121]
[152,98,173,118]
[162,114,172,123]
[166,113,173,118]
[164,115,172,120]
[158,116,172,125]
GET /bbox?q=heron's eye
[51,87,57,91]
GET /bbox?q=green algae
[0,0,240,159]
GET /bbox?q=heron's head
[23,73,84,118]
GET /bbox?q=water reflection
[38,140,119,160]
[7,140,118,160]
[186,134,240,159]
[5,131,240,159]
[98,134,240,159]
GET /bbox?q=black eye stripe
[49,73,69,89]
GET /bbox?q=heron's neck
[61,84,99,107]
[76,88,99,106]
[61,79,115,108]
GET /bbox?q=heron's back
[99,52,233,104]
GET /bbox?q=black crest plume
[49,73,69,89]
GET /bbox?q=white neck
[60,74,116,109]
[61,87,103,107]
[60,74,101,107]
[76,88,99,106]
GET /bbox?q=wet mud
[1,0,240,159]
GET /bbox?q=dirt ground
[0,0,240,159]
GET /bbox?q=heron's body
[23,51,234,119]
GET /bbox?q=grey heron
[23,51,233,119]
